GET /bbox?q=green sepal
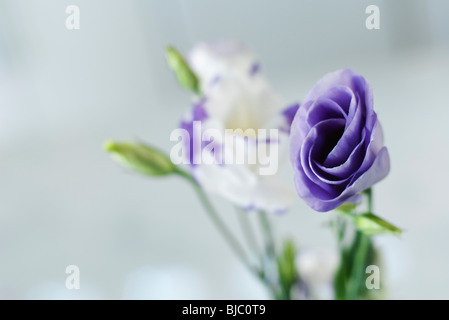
[353,213,402,236]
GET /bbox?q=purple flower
[289,69,390,212]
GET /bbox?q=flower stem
[334,188,374,300]
[235,206,261,257]
[178,170,261,278]
[258,210,276,259]
[256,210,282,299]
[347,231,370,300]
[347,188,373,300]
[364,188,373,212]
[235,207,282,298]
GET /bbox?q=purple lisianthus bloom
[289,69,390,212]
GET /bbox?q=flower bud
[104,141,176,177]
[166,46,200,95]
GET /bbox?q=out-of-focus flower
[295,247,339,300]
[179,40,298,213]
[289,69,390,212]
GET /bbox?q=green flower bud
[166,46,200,95]
[104,141,176,177]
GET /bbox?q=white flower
[180,40,298,213]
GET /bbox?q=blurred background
[0,0,448,299]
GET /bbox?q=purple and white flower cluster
[177,41,389,214]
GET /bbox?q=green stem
[235,206,260,257]
[258,210,276,259]
[347,232,370,300]
[335,188,374,300]
[177,170,261,278]
[257,210,280,299]
[347,188,373,300]
[364,188,373,212]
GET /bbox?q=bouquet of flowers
[104,40,401,300]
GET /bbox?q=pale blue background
[0,0,448,299]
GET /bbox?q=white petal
[188,40,255,86]
[193,164,295,213]
[202,78,285,130]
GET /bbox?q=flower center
[313,122,345,165]
[224,104,262,138]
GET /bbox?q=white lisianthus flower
[180,40,298,213]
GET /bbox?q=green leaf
[104,141,176,177]
[166,46,200,95]
[354,213,402,236]
[276,239,298,300]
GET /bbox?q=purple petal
[179,100,209,165]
